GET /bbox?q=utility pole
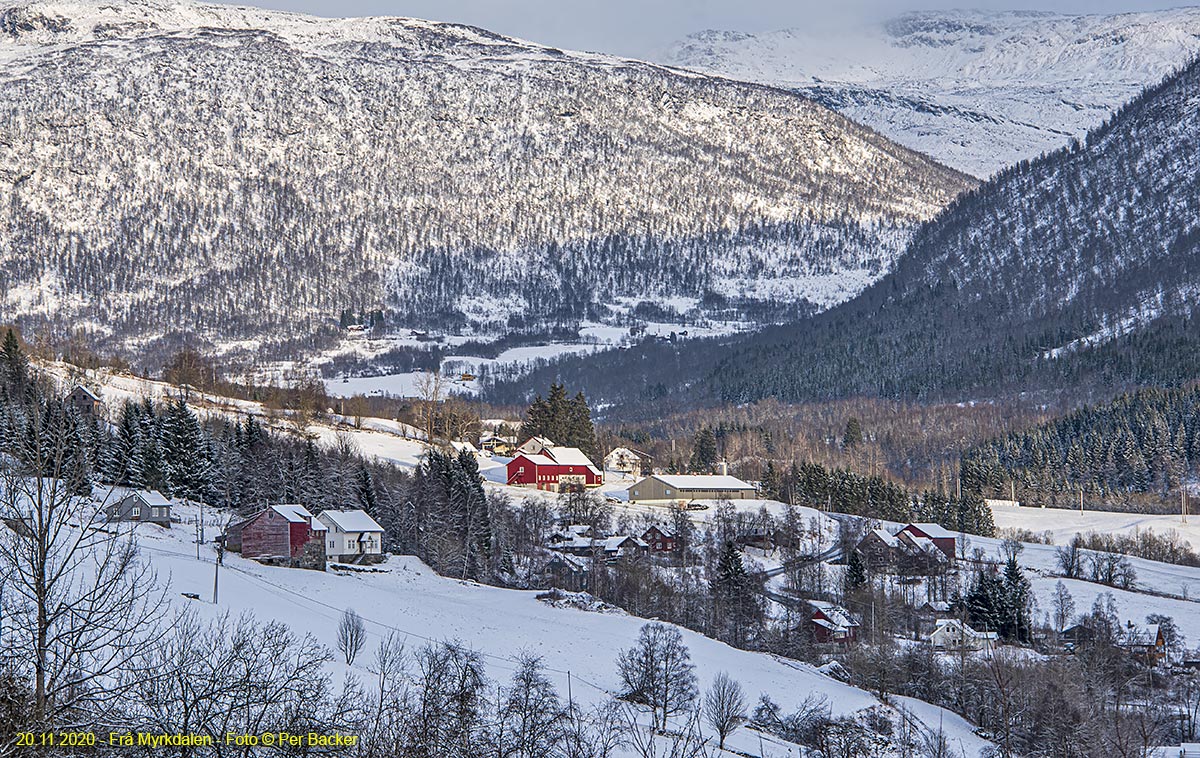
[1184,489,1189,525]
[212,542,223,604]
[1079,489,1084,514]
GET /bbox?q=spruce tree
[1002,555,1032,642]
[711,541,754,644]
[689,427,719,474]
[0,328,28,396]
[544,383,569,443]
[355,465,378,513]
[160,397,211,502]
[843,417,864,449]
[521,394,551,442]
[844,549,868,594]
[565,391,599,461]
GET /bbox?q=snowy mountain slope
[525,56,1200,409]
[0,0,971,363]
[662,9,1200,177]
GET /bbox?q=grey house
[107,490,172,527]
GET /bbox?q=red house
[506,445,602,491]
[227,504,327,568]
[641,526,677,553]
[806,601,860,646]
[898,523,957,560]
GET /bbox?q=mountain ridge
[0,0,971,364]
[662,8,1200,177]
[488,58,1200,414]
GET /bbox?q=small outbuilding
[68,385,103,419]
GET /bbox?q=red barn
[898,523,957,560]
[641,526,677,553]
[230,504,327,565]
[506,445,602,491]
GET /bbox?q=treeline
[762,461,995,537]
[962,384,1200,509]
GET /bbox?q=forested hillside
[506,57,1200,412]
[962,384,1200,509]
[0,0,969,362]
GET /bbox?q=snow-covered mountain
[0,0,970,362]
[662,9,1200,177]
[498,56,1200,410]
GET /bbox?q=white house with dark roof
[317,509,385,564]
[929,619,998,653]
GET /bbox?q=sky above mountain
[212,0,1200,58]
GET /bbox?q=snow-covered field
[318,315,749,399]
[991,501,1200,547]
[132,504,991,757]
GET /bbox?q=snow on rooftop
[545,446,601,472]
[271,503,316,523]
[319,509,384,534]
[650,474,756,491]
[131,489,172,507]
[907,522,956,539]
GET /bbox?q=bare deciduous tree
[337,608,367,665]
[617,623,698,732]
[0,396,167,729]
[702,672,746,750]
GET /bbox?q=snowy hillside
[662,9,1200,177]
[115,502,990,757]
[0,0,970,364]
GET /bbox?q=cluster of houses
[855,523,959,572]
[542,523,680,589]
[502,435,761,504]
[222,505,385,570]
[106,488,386,572]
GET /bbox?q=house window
[665,489,671,496]
[131,506,140,517]
[329,540,335,549]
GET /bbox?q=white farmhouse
[317,509,385,564]
[929,619,998,653]
[604,447,644,476]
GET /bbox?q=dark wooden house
[68,385,103,418]
[107,490,172,527]
[641,525,677,553]
[225,504,326,570]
